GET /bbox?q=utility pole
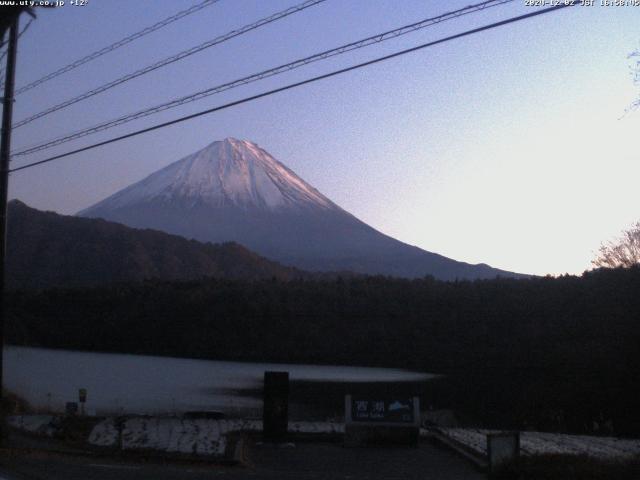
[0,13,20,442]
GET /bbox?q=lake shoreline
[4,345,436,418]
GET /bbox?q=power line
[8,3,574,174]
[12,0,221,97]
[18,18,33,38]
[12,0,327,130]
[0,41,6,69]
[13,0,515,157]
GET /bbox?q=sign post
[487,431,520,476]
[78,388,87,416]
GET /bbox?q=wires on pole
[12,0,515,157]
[12,0,221,96]
[8,4,574,174]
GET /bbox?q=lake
[4,346,437,419]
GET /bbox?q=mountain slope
[79,138,525,280]
[7,200,304,290]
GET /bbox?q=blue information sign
[351,398,415,423]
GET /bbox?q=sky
[4,0,640,276]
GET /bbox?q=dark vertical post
[487,431,520,477]
[263,371,289,442]
[0,15,20,440]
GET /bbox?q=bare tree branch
[627,46,640,112]
[593,221,640,269]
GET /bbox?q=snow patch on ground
[439,428,640,460]
[88,417,232,456]
[87,417,118,447]
[122,417,228,456]
[87,417,344,457]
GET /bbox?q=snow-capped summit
[80,138,524,280]
[81,138,335,213]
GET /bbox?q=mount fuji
[79,138,523,280]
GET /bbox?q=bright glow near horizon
[6,0,640,277]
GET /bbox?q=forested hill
[6,200,306,289]
[6,266,640,435]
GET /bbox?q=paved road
[0,452,235,480]
[247,440,485,480]
[0,440,485,480]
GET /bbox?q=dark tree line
[6,267,640,435]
